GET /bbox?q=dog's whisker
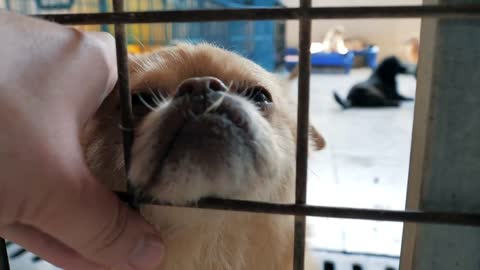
[137,94,156,111]
[157,90,167,102]
[205,95,225,114]
[227,81,235,92]
[239,85,250,97]
[141,82,161,105]
[131,34,147,51]
[251,90,261,100]
[148,87,162,106]
[247,89,257,100]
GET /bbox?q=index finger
[84,31,118,101]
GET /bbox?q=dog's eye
[243,86,273,108]
[253,92,269,103]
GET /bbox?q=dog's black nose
[175,76,226,115]
[176,76,226,98]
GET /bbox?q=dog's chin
[130,114,261,205]
[136,168,250,206]
[138,189,227,206]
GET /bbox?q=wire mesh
[3,3,480,270]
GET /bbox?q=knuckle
[88,199,129,258]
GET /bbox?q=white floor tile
[299,68,416,257]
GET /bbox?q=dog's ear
[309,125,326,150]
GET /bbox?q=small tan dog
[82,43,325,270]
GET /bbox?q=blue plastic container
[311,52,355,74]
[285,47,355,74]
[171,0,283,71]
[353,45,379,70]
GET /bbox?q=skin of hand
[0,11,164,270]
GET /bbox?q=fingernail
[129,234,165,270]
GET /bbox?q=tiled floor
[292,68,417,257]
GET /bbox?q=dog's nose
[176,77,226,98]
[175,77,227,115]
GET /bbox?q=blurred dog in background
[333,56,415,108]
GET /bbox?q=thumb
[28,156,164,270]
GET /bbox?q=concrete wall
[282,0,422,61]
[400,0,480,269]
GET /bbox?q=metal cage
[2,2,480,270]
[2,0,286,71]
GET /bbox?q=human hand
[0,11,164,270]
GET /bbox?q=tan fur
[322,26,348,54]
[405,37,419,64]
[81,43,323,270]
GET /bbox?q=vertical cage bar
[0,238,9,270]
[113,0,136,206]
[293,0,312,268]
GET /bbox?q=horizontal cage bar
[116,192,480,227]
[35,5,480,25]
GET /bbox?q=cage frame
[2,2,480,270]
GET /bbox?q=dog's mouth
[130,92,256,203]
[153,94,252,172]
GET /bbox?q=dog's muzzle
[175,76,227,115]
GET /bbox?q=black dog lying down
[333,56,415,108]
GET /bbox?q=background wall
[282,0,422,61]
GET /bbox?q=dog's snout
[176,77,226,98]
[175,77,226,115]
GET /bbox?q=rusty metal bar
[0,238,9,270]
[36,5,480,25]
[293,0,312,268]
[115,192,480,227]
[112,0,137,207]
[293,216,306,270]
